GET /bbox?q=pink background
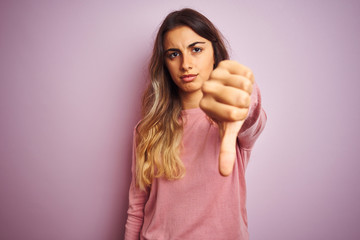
[1,1,359,239]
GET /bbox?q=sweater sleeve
[124,128,149,240]
[237,82,267,150]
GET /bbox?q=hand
[200,60,255,176]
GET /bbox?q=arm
[237,82,267,150]
[124,129,149,240]
[200,60,266,176]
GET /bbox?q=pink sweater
[125,84,267,240]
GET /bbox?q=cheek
[165,62,180,85]
[202,50,215,69]
[203,56,215,74]
[165,61,177,74]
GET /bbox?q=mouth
[180,74,198,82]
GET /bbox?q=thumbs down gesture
[200,60,255,176]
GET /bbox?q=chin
[181,83,202,93]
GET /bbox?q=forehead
[163,26,210,48]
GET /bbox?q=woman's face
[163,26,214,100]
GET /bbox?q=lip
[180,74,198,82]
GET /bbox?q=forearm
[238,82,267,149]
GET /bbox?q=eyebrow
[165,41,206,53]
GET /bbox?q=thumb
[219,120,244,176]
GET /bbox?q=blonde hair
[135,8,229,191]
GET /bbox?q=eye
[168,52,180,59]
[193,47,202,53]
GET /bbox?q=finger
[246,71,255,84]
[226,74,253,94]
[207,73,253,94]
[217,60,255,83]
[202,81,251,108]
[218,60,248,75]
[210,67,231,80]
[219,120,244,176]
[200,96,249,122]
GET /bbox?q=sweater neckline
[181,107,204,115]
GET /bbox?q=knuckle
[247,82,253,94]
[201,82,210,93]
[217,60,232,71]
[227,108,239,121]
[210,68,224,79]
[235,95,245,107]
[235,95,243,107]
[239,79,252,94]
[211,68,230,81]
[209,70,217,80]
[245,95,251,107]
[218,60,227,68]
[227,108,249,121]
[235,92,250,107]
[247,71,255,83]
[240,108,249,119]
[201,81,215,94]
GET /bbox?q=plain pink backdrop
[1,1,359,239]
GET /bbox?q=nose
[181,53,193,71]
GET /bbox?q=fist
[200,60,254,122]
[199,60,255,176]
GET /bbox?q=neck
[179,90,203,110]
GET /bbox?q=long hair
[135,8,229,191]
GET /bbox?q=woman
[125,8,266,240]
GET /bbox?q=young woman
[125,8,266,240]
